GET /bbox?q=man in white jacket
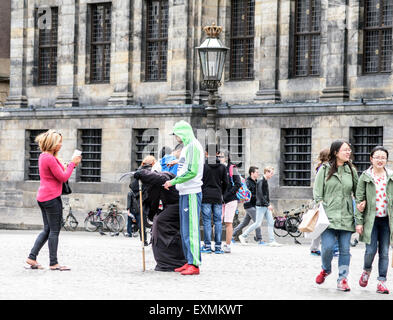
[163,120,204,275]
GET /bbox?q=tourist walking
[220,151,242,253]
[356,146,393,294]
[163,120,204,275]
[313,140,358,291]
[238,167,281,247]
[201,146,229,254]
[233,166,264,244]
[26,130,81,271]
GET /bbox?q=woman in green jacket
[313,140,358,292]
[355,146,393,294]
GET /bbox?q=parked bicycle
[84,201,124,233]
[61,198,79,231]
[273,204,310,244]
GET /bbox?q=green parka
[313,163,358,232]
[355,167,393,245]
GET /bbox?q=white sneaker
[267,241,282,247]
[223,244,231,253]
[238,234,247,245]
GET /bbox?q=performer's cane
[138,180,146,272]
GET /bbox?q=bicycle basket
[274,217,286,230]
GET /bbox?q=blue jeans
[321,228,352,281]
[363,216,390,281]
[243,206,274,243]
[201,203,222,250]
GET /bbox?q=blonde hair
[35,129,62,157]
[264,166,274,174]
[141,155,157,166]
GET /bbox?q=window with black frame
[89,3,112,83]
[145,0,168,81]
[78,129,102,182]
[230,0,255,80]
[37,7,58,85]
[282,128,311,186]
[25,129,48,180]
[350,127,383,173]
[363,0,393,74]
[132,128,159,170]
[294,0,321,77]
[218,128,245,175]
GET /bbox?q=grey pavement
[1,229,392,300]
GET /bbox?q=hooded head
[172,120,195,146]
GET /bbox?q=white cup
[72,149,82,158]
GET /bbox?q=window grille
[78,129,102,182]
[132,129,159,170]
[90,3,111,83]
[350,127,383,173]
[145,0,168,81]
[294,0,321,77]
[26,129,48,181]
[37,7,58,85]
[230,0,255,80]
[219,128,245,175]
[363,0,393,74]
[282,128,311,186]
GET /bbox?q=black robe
[133,169,186,271]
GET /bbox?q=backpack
[229,165,252,203]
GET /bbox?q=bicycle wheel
[62,218,68,231]
[274,226,288,237]
[106,216,121,233]
[115,214,126,232]
[286,217,302,238]
[273,217,288,237]
[84,214,98,232]
[67,214,79,231]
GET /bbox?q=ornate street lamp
[196,23,229,129]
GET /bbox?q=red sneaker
[337,278,351,292]
[359,271,370,287]
[315,270,330,284]
[180,264,200,275]
[377,281,389,294]
[174,263,189,272]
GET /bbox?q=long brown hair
[326,140,355,189]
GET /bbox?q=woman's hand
[72,155,82,166]
[356,225,364,235]
[357,200,366,212]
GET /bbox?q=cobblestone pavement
[1,229,392,300]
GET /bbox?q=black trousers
[28,197,63,266]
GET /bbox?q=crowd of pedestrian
[23,124,393,294]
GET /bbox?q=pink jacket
[36,153,76,202]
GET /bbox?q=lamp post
[196,23,229,130]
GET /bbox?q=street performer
[133,169,186,272]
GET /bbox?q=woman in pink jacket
[25,130,81,271]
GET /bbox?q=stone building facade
[1,0,393,227]
[0,0,11,107]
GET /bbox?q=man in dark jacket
[232,166,264,244]
[201,146,229,254]
[239,166,282,246]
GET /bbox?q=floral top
[371,169,388,218]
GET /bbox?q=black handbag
[62,181,72,195]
